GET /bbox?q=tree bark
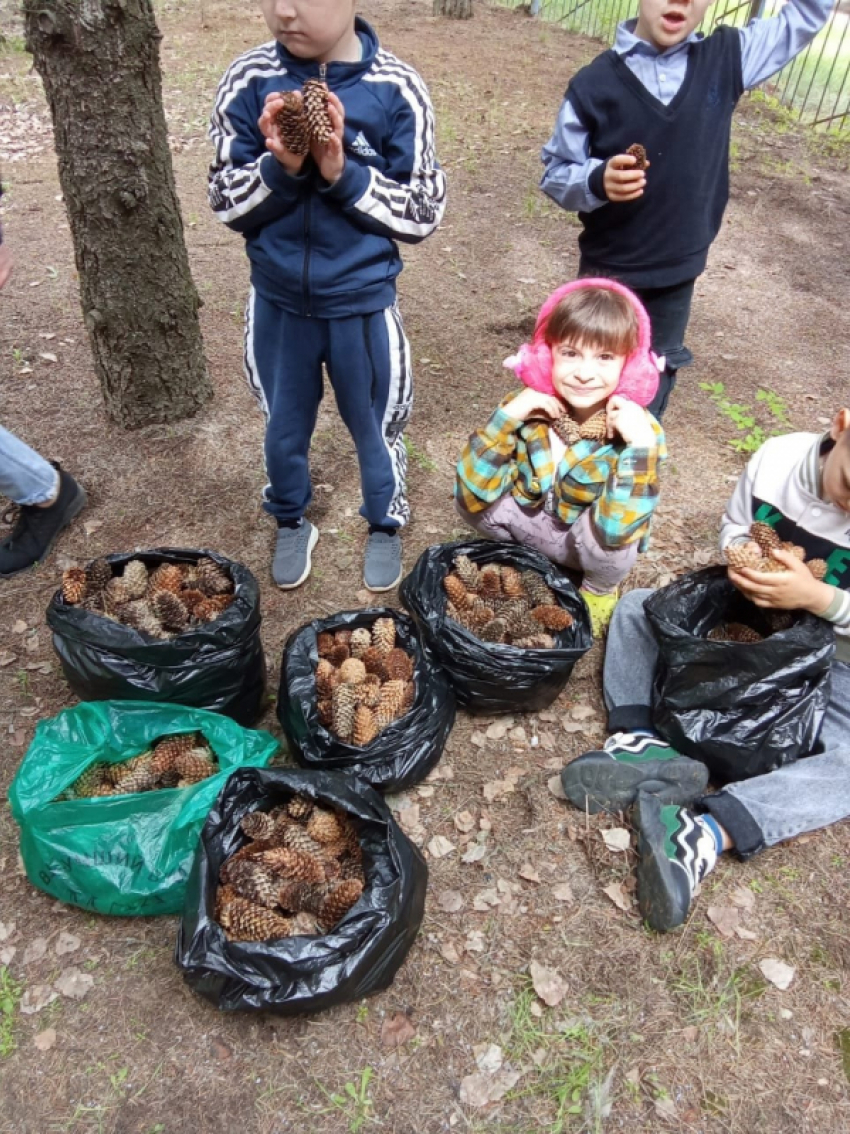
[433,0,473,18]
[24,0,212,428]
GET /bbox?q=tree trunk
[24,0,212,428]
[433,0,473,18]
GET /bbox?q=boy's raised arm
[320,79,447,244]
[720,449,763,548]
[208,69,305,234]
[739,0,834,89]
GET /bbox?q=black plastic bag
[175,767,427,1014]
[399,539,593,715]
[278,608,456,793]
[47,548,267,726]
[645,567,835,782]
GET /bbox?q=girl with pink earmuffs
[455,278,667,636]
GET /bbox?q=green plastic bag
[8,701,279,916]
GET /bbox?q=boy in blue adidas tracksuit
[209,0,446,590]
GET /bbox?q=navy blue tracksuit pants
[244,289,413,528]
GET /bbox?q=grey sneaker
[272,521,318,589]
[363,530,402,591]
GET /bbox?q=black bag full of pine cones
[399,540,593,715]
[175,767,428,1014]
[278,608,456,793]
[46,548,267,726]
[645,566,835,783]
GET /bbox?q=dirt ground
[1,0,850,1130]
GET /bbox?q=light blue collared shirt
[541,0,834,213]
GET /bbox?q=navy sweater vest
[567,27,744,289]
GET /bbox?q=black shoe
[0,466,87,577]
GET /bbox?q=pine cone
[278,825,326,859]
[61,567,88,605]
[134,604,169,639]
[219,841,273,884]
[376,679,406,726]
[521,570,554,607]
[328,643,351,667]
[227,859,281,908]
[240,811,277,842]
[726,623,764,643]
[504,607,540,640]
[401,680,415,712]
[757,557,788,574]
[68,763,109,799]
[371,617,396,655]
[317,631,335,658]
[111,765,158,794]
[178,587,207,614]
[352,704,379,746]
[150,733,197,775]
[531,604,574,632]
[356,673,382,709]
[152,590,189,632]
[302,78,333,143]
[334,629,353,647]
[332,682,358,741]
[750,522,781,553]
[338,657,367,685]
[500,565,524,597]
[317,698,334,727]
[384,647,414,682]
[306,808,346,846]
[467,598,496,631]
[807,559,828,581]
[725,544,763,571]
[173,749,216,784]
[221,898,292,942]
[81,591,106,614]
[274,89,309,156]
[340,856,365,882]
[767,610,794,632]
[194,596,233,623]
[779,542,807,561]
[104,576,133,612]
[453,554,481,593]
[480,617,508,643]
[443,573,471,609]
[148,562,186,597]
[122,559,149,600]
[86,557,113,594]
[316,658,339,698]
[196,557,233,596]
[90,783,116,797]
[478,565,502,600]
[287,795,314,822]
[350,627,372,658]
[290,911,321,936]
[361,645,387,679]
[513,633,556,649]
[214,883,238,923]
[278,880,326,915]
[626,142,647,170]
[318,879,364,931]
[254,847,326,884]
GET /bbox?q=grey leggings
[606,589,850,858]
[456,496,637,594]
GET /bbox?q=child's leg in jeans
[562,509,637,595]
[634,280,695,420]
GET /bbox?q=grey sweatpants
[605,589,850,858]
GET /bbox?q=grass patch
[699,382,793,455]
[0,966,23,1057]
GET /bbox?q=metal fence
[498,0,850,131]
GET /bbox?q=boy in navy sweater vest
[541,0,833,418]
[209,0,446,590]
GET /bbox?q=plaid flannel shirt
[455,395,666,550]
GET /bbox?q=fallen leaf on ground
[529,960,568,1006]
[461,843,487,864]
[83,519,103,535]
[459,1070,522,1107]
[518,863,540,883]
[437,890,464,913]
[12,620,27,634]
[427,835,455,859]
[601,828,630,852]
[54,967,94,1000]
[22,937,49,965]
[473,1042,503,1073]
[568,705,597,721]
[538,710,558,722]
[33,1028,56,1051]
[729,886,756,911]
[0,946,16,965]
[734,925,759,941]
[485,722,507,741]
[473,888,500,911]
[0,921,16,942]
[381,1012,416,1047]
[438,941,462,964]
[682,1025,699,1043]
[552,882,574,903]
[547,774,566,801]
[55,932,80,956]
[508,726,527,743]
[454,810,475,833]
[465,930,486,953]
[417,785,435,798]
[0,650,16,667]
[561,721,589,735]
[20,985,57,1015]
[483,779,515,802]
[759,958,795,990]
[654,1096,678,1122]
[470,731,486,748]
[707,906,740,938]
[602,882,631,911]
